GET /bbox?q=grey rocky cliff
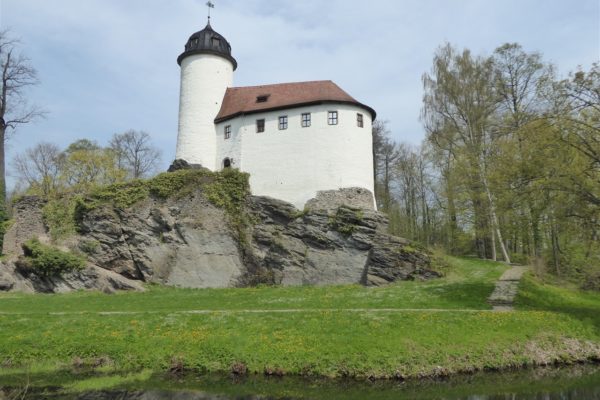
[0,189,439,293]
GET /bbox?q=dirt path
[487,265,530,311]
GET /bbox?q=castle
[175,20,376,209]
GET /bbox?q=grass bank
[0,257,598,380]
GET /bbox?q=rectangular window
[224,125,231,139]
[357,113,363,128]
[328,111,338,125]
[279,115,288,130]
[256,119,265,133]
[301,113,311,127]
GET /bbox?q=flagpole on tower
[206,1,215,24]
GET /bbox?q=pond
[1,364,599,399]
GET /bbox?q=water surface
[1,364,599,399]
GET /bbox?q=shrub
[78,239,100,255]
[43,197,78,240]
[509,253,529,266]
[20,239,86,277]
[91,179,149,208]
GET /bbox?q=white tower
[175,21,237,169]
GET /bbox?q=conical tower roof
[177,22,237,69]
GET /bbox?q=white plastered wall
[215,104,374,209]
[176,54,233,169]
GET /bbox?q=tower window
[279,116,288,130]
[256,119,265,133]
[224,125,231,139]
[357,113,364,128]
[328,111,338,125]
[256,95,270,103]
[211,37,221,47]
[223,158,232,168]
[301,113,311,127]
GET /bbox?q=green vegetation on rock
[328,207,364,235]
[42,197,78,240]
[39,169,251,241]
[17,238,86,277]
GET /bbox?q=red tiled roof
[214,80,376,123]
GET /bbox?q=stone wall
[2,196,49,256]
[304,187,375,211]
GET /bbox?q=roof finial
[206,1,215,25]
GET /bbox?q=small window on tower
[224,125,231,139]
[328,111,338,125]
[211,37,221,47]
[279,116,288,130]
[357,113,364,128]
[256,95,270,103]
[256,119,265,133]
[301,113,311,127]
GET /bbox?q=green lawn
[0,257,506,314]
[0,257,598,380]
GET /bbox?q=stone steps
[488,266,530,311]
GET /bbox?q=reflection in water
[1,364,599,400]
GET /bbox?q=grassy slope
[0,257,598,380]
[0,257,505,314]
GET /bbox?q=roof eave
[214,100,376,124]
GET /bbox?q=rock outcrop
[0,182,439,293]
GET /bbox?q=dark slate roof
[177,22,237,69]
[215,80,376,123]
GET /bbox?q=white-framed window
[357,113,363,128]
[224,125,231,139]
[279,116,288,130]
[301,113,311,127]
[328,111,338,125]
[256,119,265,133]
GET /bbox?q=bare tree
[12,142,62,197]
[0,30,43,212]
[109,130,161,179]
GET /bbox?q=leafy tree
[372,120,398,211]
[422,43,510,262]
[59,139,126,192]
[491,43,554,258]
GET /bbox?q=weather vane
[206,1,215,23]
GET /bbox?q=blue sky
[1,0,598,189]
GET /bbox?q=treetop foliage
[374,42,598,288]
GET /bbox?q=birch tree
[422,43,510,262]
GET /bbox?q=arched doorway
[223,158,232,168]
